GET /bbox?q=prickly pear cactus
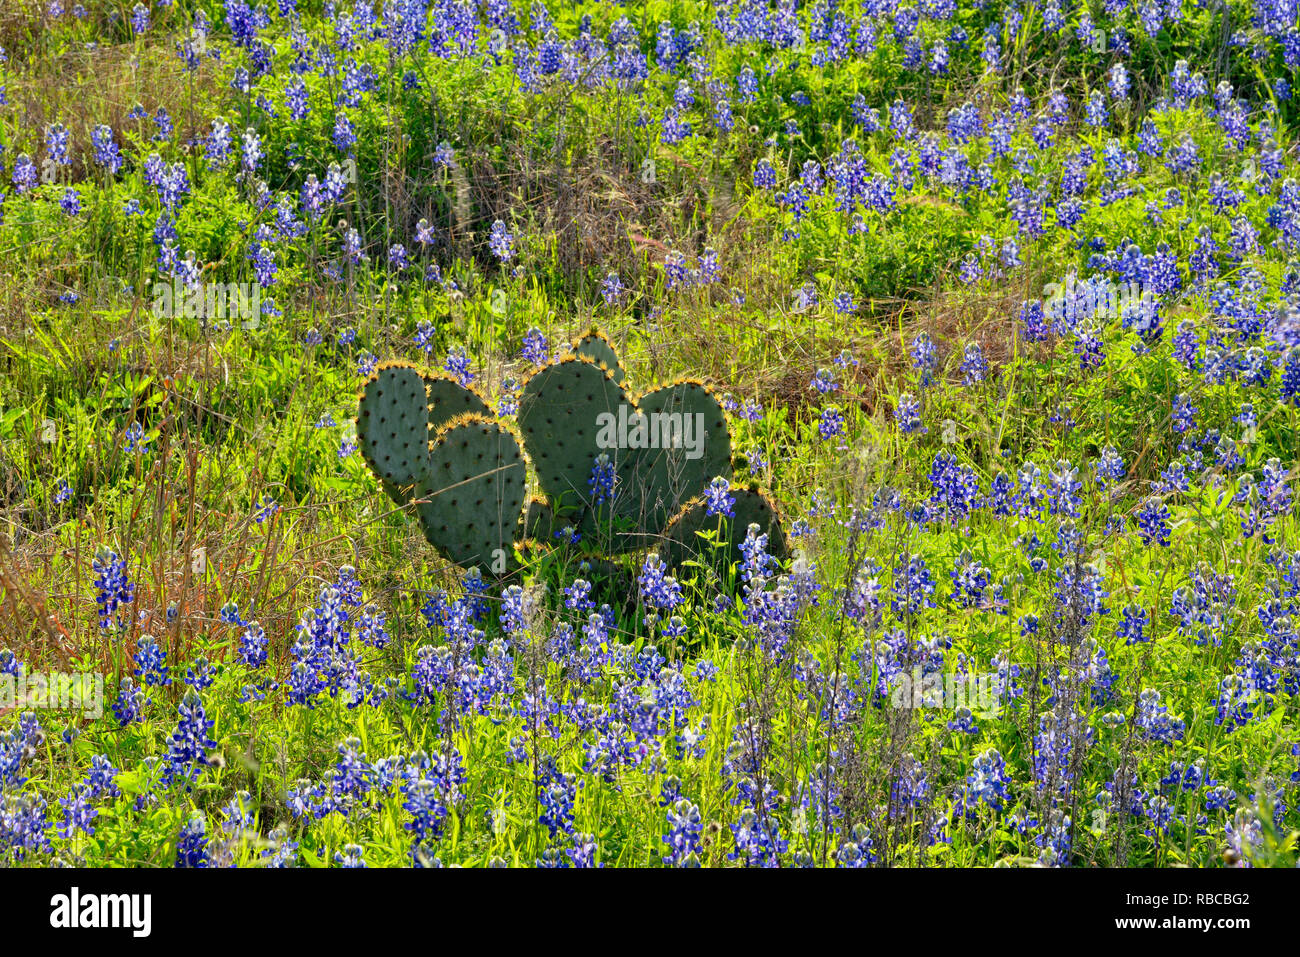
[425,371,493,434]
[518,497,560,543]
[415,415,526,573]
[569,328,626,384]
[612,378,732,536]
[356,333,787,588]
[358,363,525,575]
[357,362,430,495]
[660,485,789,575]
[516,355,632,521]
[517,338,736,553]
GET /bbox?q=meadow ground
[0,0,1299,873]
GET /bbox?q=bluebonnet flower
[895,393,924,433]
[660,615,688,641]
[1084,89,1109,127]
[45,122,70,167]
[704,476,735,517]
[403,748,464,865]
[521,327,548,364]
[713,99,734,132]
[123,422,150,454]
[817,406,845,441]
[186,656,215,691]
[414,320,435,357]
[1052,561,1110,632]
[335,844,367,868]
[174,814,210,867]
[837,825,878,866]
[92,547,134,631]
[959,343,987,384]
[162,690,217,787]
[11,155,37,193]
[488,220,515,262]
[949,552,991,609]
[588,453,617,507]
[443,347,474,386]
[496,377,521,417]
[537,762,579,838]
[1047,460,1082,517]
[355,605,389,649]
[237,620,268,668]
[891,553,937,617]
[284,76,309,120]
[55,185,80,216]
[639,554,683,618]
[240,128,263,175]
[929,453,982,522]
[567,833,600,868]
[729,807,786,867]
[57,785,98,838]
[600,272,622,304]
[698,248,720,284]
[493,587,530,639]
[910,332,937,382]
[112,676,150,727]
[1136,689,1186,744]
[1116,605,1150,644]
[660,106,692,144]
[663,799,703,866]
[1108,63,1130,101]
[1136,495,1171,547]
[789,282,821,314]
[1033,708,1094,799]
[332,111,356,152]
[90,124,123,174]
[958,749,1011,816]
[564,579,596,615]
[810,368,838,394]
[129,2,149,33]
[1093,446,1125,489]
[254,495,279,524]
[1172,393,1198,434]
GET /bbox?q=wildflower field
[1,0,1299,879]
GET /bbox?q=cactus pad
[425,371,494,434]
[415,415,526,573]
[357,362,431,488]
[518,497,559,543]
[569,328,626,384]
[617,379,732,531]
[517,356,633,520]
[660,485,789,576]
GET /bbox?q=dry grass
[5,34,222,178]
